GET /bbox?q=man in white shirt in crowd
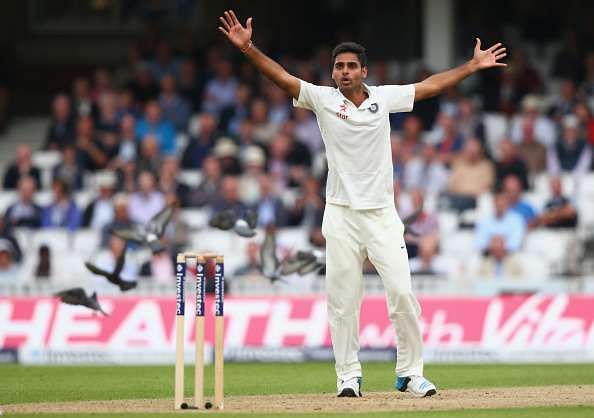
[219,9,506,398]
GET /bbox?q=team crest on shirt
[368,103,379,113]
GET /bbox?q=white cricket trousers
[322,203,423,381]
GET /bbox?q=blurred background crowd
[0,0,593,294]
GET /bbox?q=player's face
[332,52,367,92]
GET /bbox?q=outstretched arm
[218,10,300,99]
[414,38,507,101]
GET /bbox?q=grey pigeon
[209,209,237,230]
[259,226,283,282]
[293,250,326,275]
[210,209,258,238]
[84,250,136,291]
[113,204,175,253]
[54,288,108,315]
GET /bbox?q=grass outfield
[1,363,594,417]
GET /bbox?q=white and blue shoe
[337,376,363,397]
[395,376,437,397]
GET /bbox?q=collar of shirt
[336,83,375,110]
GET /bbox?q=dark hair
[332,42,367,67]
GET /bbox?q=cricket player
[219,9,506,397]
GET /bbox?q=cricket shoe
[395,376,437,397]
[337,376,363,397]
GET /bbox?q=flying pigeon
[54,287,108,315]
[113,204,175,253]
[84,250,137,291]
[209,208,258,238]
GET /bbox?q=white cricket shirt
[293,80,415,209]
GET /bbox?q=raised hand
[472,38,507,70]
[218,10,252,51]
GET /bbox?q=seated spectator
[432,112,464,166]
[102,193,134,247]
[403,143,448,195]
[495,138,529,190]
[266,83,290,126]
[158,157,190,207]
[116,160,137,194]
[91,68,113,102]
[135,100,176,155]
[82,172,116,230]
[547,115,592,175]
[290,176,324,227]
[189,155,222,207]
[509,48,543,99]
[128,170,165,224]
[148,41,181,82]
[255,174,287,227]
[41,179,82,230]
[400,115,424,162]
[457,97,485,141]
[510,95,555,147]
[91,235,138,291]
[202,59,238,115]
[3,144,41,190]
[234,241,261,278]
[280,120,312,169]
[294,107,323,155]
[409,236,450,276]
[210,175,247,215]
[181,112,218,169]
[53,144,84,191]
[547,79,578,122]
[446,138,494,211]
[95,91,119,137]
[127,63,159,105]
[474,236,523,278]
[268,133,293,190]
[45,94,74,150]
[516,117,547,176]
[502,175,536,225]
[177,59,202,113]
[140,251,174,283]
[71,76,96,118]
[34,244,51,279]
[115,88,142,120]
[0,238,19,282]
[402,189,439,259]
[116,114,138,164]
[475,192,525,254]
[238,146,266,206]
[222,83,251,135]
[137,134,162,174]
[4,176,43,229]
[574,102,594,147]
[533,176,578,228]
[75,116,108,171]
[213,137,241,176]
[250,98,279,145]
[159,73,191,131]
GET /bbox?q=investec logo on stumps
[196,263,205,317]
[215,263,224,316]
[176,263,185,316]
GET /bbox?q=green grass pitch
[1,362,594,417]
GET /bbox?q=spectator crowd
[1,32,594,285]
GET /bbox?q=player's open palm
[218,10,252,51]
[472,38,507,69]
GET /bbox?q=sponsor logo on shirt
[336,103,348,120]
